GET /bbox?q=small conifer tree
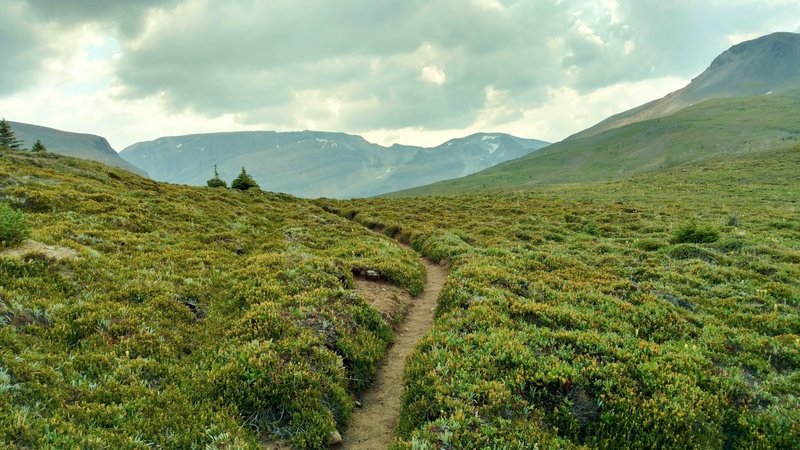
[31,139,47,153]
[0,119,23,150]
[231,167,259,191]
[0,203,29,247]
[206,164,227,188]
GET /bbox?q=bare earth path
[341,253,446,449]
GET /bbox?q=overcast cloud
[2,0,799,149]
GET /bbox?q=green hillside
[9,121,147,177]
[390,91,800,196]
[0,150,423,448]
[323,145,800,448]
[1,143,798,448]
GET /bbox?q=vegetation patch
[2,142,799,448]
[327,146,800,449]
[0,203,29,247]
[671,221,721,244]
[0,151,424,449]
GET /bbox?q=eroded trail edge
[342,252,446,449]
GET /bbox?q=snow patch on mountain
[376,167,394,180]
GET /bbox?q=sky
[1,1,799,151]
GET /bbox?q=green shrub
[0,203,29,247]
[231,167,259,191]
[583,222,600,236]
[636,238,664,251]
[671,221,720,244]
[31,140,47,153]
[716,237,745,253]
[206,165,228,188]
[214,337,351,449]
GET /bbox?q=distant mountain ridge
[574,32,800,139]
[120,131,548,198]
[388,32,800,196]
[9,121,147,176]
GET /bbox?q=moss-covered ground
[323,146,800,449]
[1,144,798,449]
[0,151,424,449]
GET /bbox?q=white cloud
[363,76,689,147]
[473,0,505,12]
[501,76,689,142]
[624,40,636,55]
[727,32,762,44]
[602,0,622,25]
[573,19,606,46]
[419,65,447,85]
[0,86,263,150]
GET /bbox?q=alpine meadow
[1,2,799,450]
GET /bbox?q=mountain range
[119,131,548,198]
[8,32,799,200]
[392,32,800,196]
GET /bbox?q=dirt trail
[341,253,446,449]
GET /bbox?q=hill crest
[8,121,147,176]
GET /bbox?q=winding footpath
[341,253,446,449]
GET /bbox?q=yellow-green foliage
[325,146,800,449]
[3,144,798,449]
[0,151,424,449]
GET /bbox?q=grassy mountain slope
[325,145,800,448]
[574,32,800,139]
[120,131,548,198]
[9,121,147,176]
[0,150,424,448]
[390,90,800,196]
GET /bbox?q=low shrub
[716,237,745,253]
[636,238,664,251]
[671,221,720,244]
[0,203,29,247]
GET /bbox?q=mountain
[574,32,800,139]
[388,32,800,197]
[8,121,147,176]
[119,131,548,198]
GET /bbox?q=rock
[328,430,342,446]
[365,269,380,280]
[355,400,363,408]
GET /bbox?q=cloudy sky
[2,0,799,150]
